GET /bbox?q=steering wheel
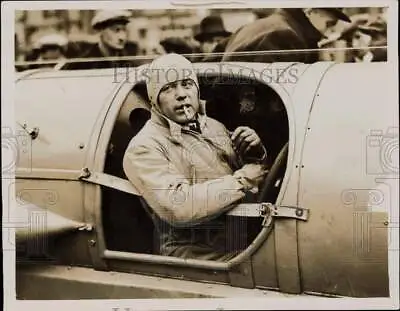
[257,142,289,203]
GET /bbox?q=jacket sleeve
[223,28,308,63]
[123,143,264,227]
[252,29,308,63]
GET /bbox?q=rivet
[295,209,304,217]
[79,143,85,149]
[89,239,96,247]
[384,221,389,226]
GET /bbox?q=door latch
[260,202,309,227]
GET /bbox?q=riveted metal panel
[268,62,335,294]
[297,63,394,297]
[15,70,120,171]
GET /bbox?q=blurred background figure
[142,42,166,56]
[23,33,68,69]
[320,14,387,62]
[342,21,374,62]
[36,33,68,61]
[222,8,351,63]
[65,10,140,69]
[15,34,20,62]
[14,7,387,70]
[318,14,369,62]
[357,19,387,61]
[160,36,193,55]
[194,15,231,54]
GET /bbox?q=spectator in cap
[64,10,140,70]
[341,19,387,62]
[194,15,231,55]
[222,8,351,63]
[24,33,68,70]
[36,34,68,62]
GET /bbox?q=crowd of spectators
[15,8,387,71]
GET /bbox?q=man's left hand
[231,126,265,159]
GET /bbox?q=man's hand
[234,163,268,193]
[231,126,266,160]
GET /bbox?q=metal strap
[227,202,309,221]
[263,203,309,221]
[226,203,264,217]
[79,170,310,224]
[79,169,140,196]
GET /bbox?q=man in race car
[123,53,268,261]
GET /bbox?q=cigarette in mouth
[183,106,193,120]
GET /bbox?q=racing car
[10,59,397,299]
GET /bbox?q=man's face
[201,35,226,53]
[40,47,63,60]
[307,9,339,35]
[158,79,200,124]
[100,23,128,50]
[352,30,372,57]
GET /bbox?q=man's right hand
[234,163,268,193]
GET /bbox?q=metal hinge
[260,202,309,227]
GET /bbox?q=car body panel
[269,61,336,293]
[297,62,394,297]
[16,264,300,299]
[15,71,120,172]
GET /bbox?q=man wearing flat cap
[222,8,351,63]
[194,15,231,56]
[25,33,68,70]
[65,10,140,70]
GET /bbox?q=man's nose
[117,32,127,41]
[175,84,187,100]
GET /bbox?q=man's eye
[181,79,193,87]
[161,85,172,92]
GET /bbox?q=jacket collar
[150,99,208,143]
[279,8,324,44]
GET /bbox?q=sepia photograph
[2,0,399,310]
